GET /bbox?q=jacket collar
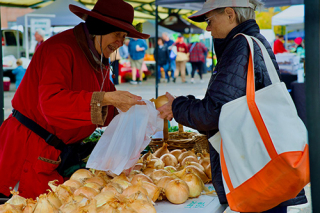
[74,23,109,72]
[214,19,259,61]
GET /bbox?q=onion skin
[0,203,23,213]
[186,166,210,183]
[74,186,99,199]
[181,156,199,167]
[151,95,168,109]
[150,169,170,183]
[170,149,183,160]
[153,143,170,158]
[130,174,153,185]
[185,161,205,172]
[33,194,59,213]
[160,153,178,167]
[93,191,116,208]
[22,199,37,213]
[132,163,143,171]
[205,164,212,180]
[164,166,177,173]
[165,179,189,204]
[178,150,197,164]
[62,180,82,192]
[141,181,161,202]
[85,176,107,187]
[70,169,93,184]
[199,158,211,169]
[101,182,123,194]
[142,168,155,177]
[146,159,165,170]
[127,199,156,213]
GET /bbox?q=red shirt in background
[175,42,188,53]
[273,39,287,54]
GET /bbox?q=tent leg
[0,10,4,125]
[155,6,159,98]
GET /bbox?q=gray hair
[214,0,264,24]
[35,28,45,38]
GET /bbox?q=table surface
[155,185,227,213]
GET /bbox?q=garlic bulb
[70,169,93,184]
[165,179,189,204]
[160,153,178,167]
[153,143,170,158]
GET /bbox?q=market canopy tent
[143,20,176,37]
[272,4,304,31]
[159,13,203,34]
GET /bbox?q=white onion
[165,179,189,204]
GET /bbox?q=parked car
[2,29,25,59]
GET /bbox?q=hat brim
[69,4,150,39]
[188,7,214,22]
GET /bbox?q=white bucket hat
[189,0,256,22]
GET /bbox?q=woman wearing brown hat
[0,0,149,199]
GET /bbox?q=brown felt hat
[69,0,150,39]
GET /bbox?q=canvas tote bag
[212,34,310,212]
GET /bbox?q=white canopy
[272,5,304,31]
[16,0,86,26]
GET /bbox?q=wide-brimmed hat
[69,0,150,39]
[189,0,256,22]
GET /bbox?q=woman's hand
[103,91,145,112]
[157,92,175,120]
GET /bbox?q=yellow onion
[156,176,176,189]
[205,164,212,179]
[140,151,157,162]
[178,150,197,164]
[33,194,59,213]
[55,185,74,204]
[62,180,82,192]
[74,186,99,199]
[164,166,177,173]
[170,149,185,160]
[130,174,153,185]
[6,190,26,210]
[127,197,156,213]
[48,180,60,192]
[165,179,189,204]
[153,143,170,158]
[142,168,155,177]
[181,155,199,167]
[46,190,62,209]
[72,195,86,203]
[199,157,211,169]
[113,173,129,182]
[122,179,148,197]
[58,200,78,213]
[202,150,210,158]
[151,94,168,109]
[93,191,116,208]
[84,182,103,192]
[128,170,142,181]
[95,170,112,183]
[70,169,93,184]
[160,153,178,167]
[146,158,165,170]
[0,203,21,213]
[172,167,187,179]
[181,170,204,198]
[141,181,160,202]
[22,199,36,213]
[116,203,137,213]
[132,163,143,171]
[186,166,209,183]
[101,182,123,194]
[111,179,132,190]
[185,161,205,172]
[76,199,97,212]
[150,169,170,183]
[85,176,107,187]
[96,203,115,213]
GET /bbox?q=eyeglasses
[205,14,215,26]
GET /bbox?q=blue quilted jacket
[172,19,307,207]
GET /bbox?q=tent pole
[0,10,3,125]
[285,25,288,49]
[155,5,159,98]
[305,0,320,211]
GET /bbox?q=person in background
[128,38,148,84]
[273,35,287,54]
[154,38,170,83]
[174,35,189,83]
[110,50,121,85]
[162,32,175,82]
[188,34,208,83]
[157,0,307,212]
[119,38,130,59]
[34,28,45,53]
[294,37,304,53]
[12,59,26,89]
[0,0,149,200]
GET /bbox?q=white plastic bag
[86,100,163,175]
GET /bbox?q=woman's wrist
[102,92,113,106]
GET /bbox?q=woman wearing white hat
[158,0,307,212]
[0,0,149,200]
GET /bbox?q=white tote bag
[210,34,309,212]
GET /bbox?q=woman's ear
[225,7,236,23]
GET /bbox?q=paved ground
[3,73,312,212]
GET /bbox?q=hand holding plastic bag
[86,100,163,175]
